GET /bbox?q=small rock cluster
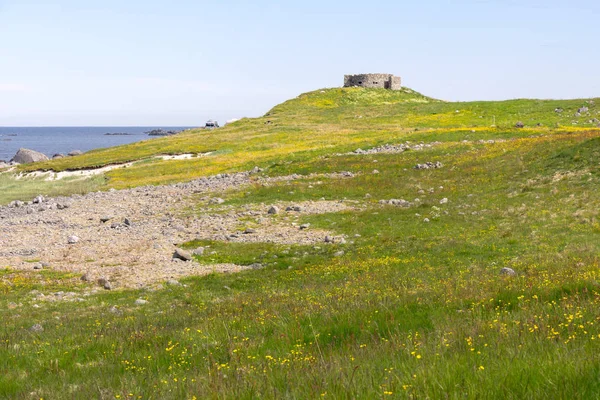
[324,235,347,244]
[6,194,71,214]
[379,199,412,207]
[349,141,441,155]
[414,161,443,170]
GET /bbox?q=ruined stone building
[343,73,402,90]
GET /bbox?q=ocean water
[0,127,194,162]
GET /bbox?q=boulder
[97,277,112,290]
[578,107,589,114]
[68,150,83,156]
[68,235,79,244]
[10,148,49,164]
[173,248,192,261]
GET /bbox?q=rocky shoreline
[0,148,86,168]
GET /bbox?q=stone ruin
[343,73,402,90]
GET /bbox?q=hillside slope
[2,87,600,398]
[6,87,598,196]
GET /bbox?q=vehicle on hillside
[205,120,219,129]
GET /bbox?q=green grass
[0,173,104,205]
[4,87,597,192]
[181,240,344,271]
[3,88,600,398]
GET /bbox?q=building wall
[389,76,402,90]
[343,74,402,90]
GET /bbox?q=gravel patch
[0,171,360,288]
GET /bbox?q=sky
[0,0,599,126]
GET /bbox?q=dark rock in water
[104,132,134,136]
[52,153,65,159]
[10,148,49,164]
[145,129,181,136]
[68,150,83,156]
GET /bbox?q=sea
[0,126,195,162]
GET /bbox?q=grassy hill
[8,87,599,193]
[3,87,600,398]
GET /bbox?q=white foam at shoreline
[7,153,209,181]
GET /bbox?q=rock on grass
[173,248,192,261]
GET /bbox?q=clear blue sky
[1,0,599,126]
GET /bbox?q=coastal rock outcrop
[145,129,180,136]
[10,148,49,164]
